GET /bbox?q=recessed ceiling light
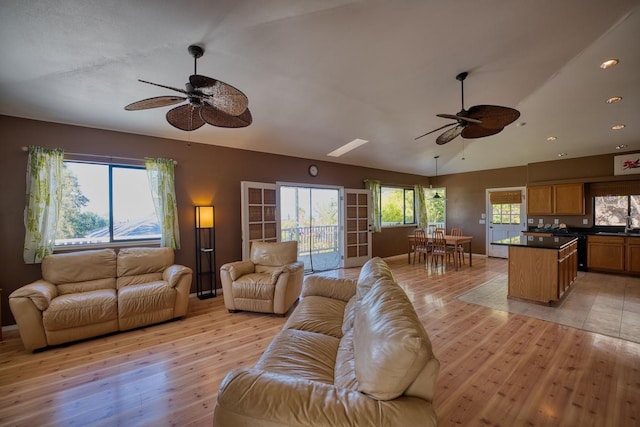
[546,136,557,142]
[616,144,627,150]
[611,124,626,130]
[327,138,368,157]
[606,96,622,104]
[557,153,567,157]
[600,59,619,69]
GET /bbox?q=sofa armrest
[301,275,357,302]
[9,280,58,311]
[214,368,437,427]
[163,264,193,288]
[220,260,255,281]
[272,261,304,315]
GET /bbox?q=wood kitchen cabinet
[625,239,640,273]
[526,185,554,215]
[497,236,578,304]
[587,235,627,272]
[554,183,585,215]
[526,183,584,215]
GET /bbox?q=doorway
[486,187,526,258]
[278,184,341,272]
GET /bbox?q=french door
[278,183,341,272]
[241,181,371,270]
[241,181,277,260]
[343,188,371,268]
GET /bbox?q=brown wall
[437,166,528,254]
[0,115,429,326]
[1,115,635,326]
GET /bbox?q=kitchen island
[492,235,578,305]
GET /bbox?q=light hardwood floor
[1,255,639,426]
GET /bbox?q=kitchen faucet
[625,215,633,233]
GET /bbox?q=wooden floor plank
[1,255,639,426]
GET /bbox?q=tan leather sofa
[219,241,304,315]
[9,247,192,352]
[213,257,440,426]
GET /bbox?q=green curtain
[415,184,429,229]
[23,146,64,264]
[364,179,381,233]
[145,158,181,249]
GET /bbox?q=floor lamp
[195,205,216,299]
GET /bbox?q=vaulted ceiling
[1,1,638,176]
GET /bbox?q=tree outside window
[55,162,160,246]
[380,187,415,226]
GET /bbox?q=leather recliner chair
[220,241,304,316]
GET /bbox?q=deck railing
[282,225,339,256]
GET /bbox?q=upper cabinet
[527,185,554,215]
[554,183,585,215]
[527,183,584,215]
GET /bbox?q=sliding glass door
[278,184,341,272]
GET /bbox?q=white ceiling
[1,0,639,176]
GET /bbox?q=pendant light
[431,155,445,200]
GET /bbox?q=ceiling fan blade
[166,104,205,131]
[461,123,503,139]
[124,96,186,111]
[199,104,252,128]
[436,113,482,124]
[467,105,520,129]
[415,122,458,140]
[138,79,189,95]
[190,75,249,117]
[436,125,464,145]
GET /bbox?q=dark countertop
[525,227,640,238]
[492,235,578,250]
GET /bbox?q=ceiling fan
[415,71,520,145]
[125,44,252,131]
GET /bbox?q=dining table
[407,233,473,271]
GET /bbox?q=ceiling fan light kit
[415,71,520,144]
[125,45,251,131]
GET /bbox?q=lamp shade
[195,206,215,228]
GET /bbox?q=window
[491,203,521,225]
[424,187,446,229]
[380,186,415,226]
[55,161,160,246]
[594,195,640,227]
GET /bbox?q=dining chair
[431,230,454,268]
[450,227,465,266]
[413,229,430,265]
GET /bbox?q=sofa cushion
[232,273,275,299]
[250,241,297,266]
[117,281,176,330]
[116,247,173,278]
[255,329,340,384]
[42,249,116,286]
[284,295,347,338]
[58,278,117,295]
[354,277,433,400]
[43,289,118,331]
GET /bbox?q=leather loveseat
[9,247,192,352]
[220,241,304,315]
[213,257,440,426]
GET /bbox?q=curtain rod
[21,146,177,165]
